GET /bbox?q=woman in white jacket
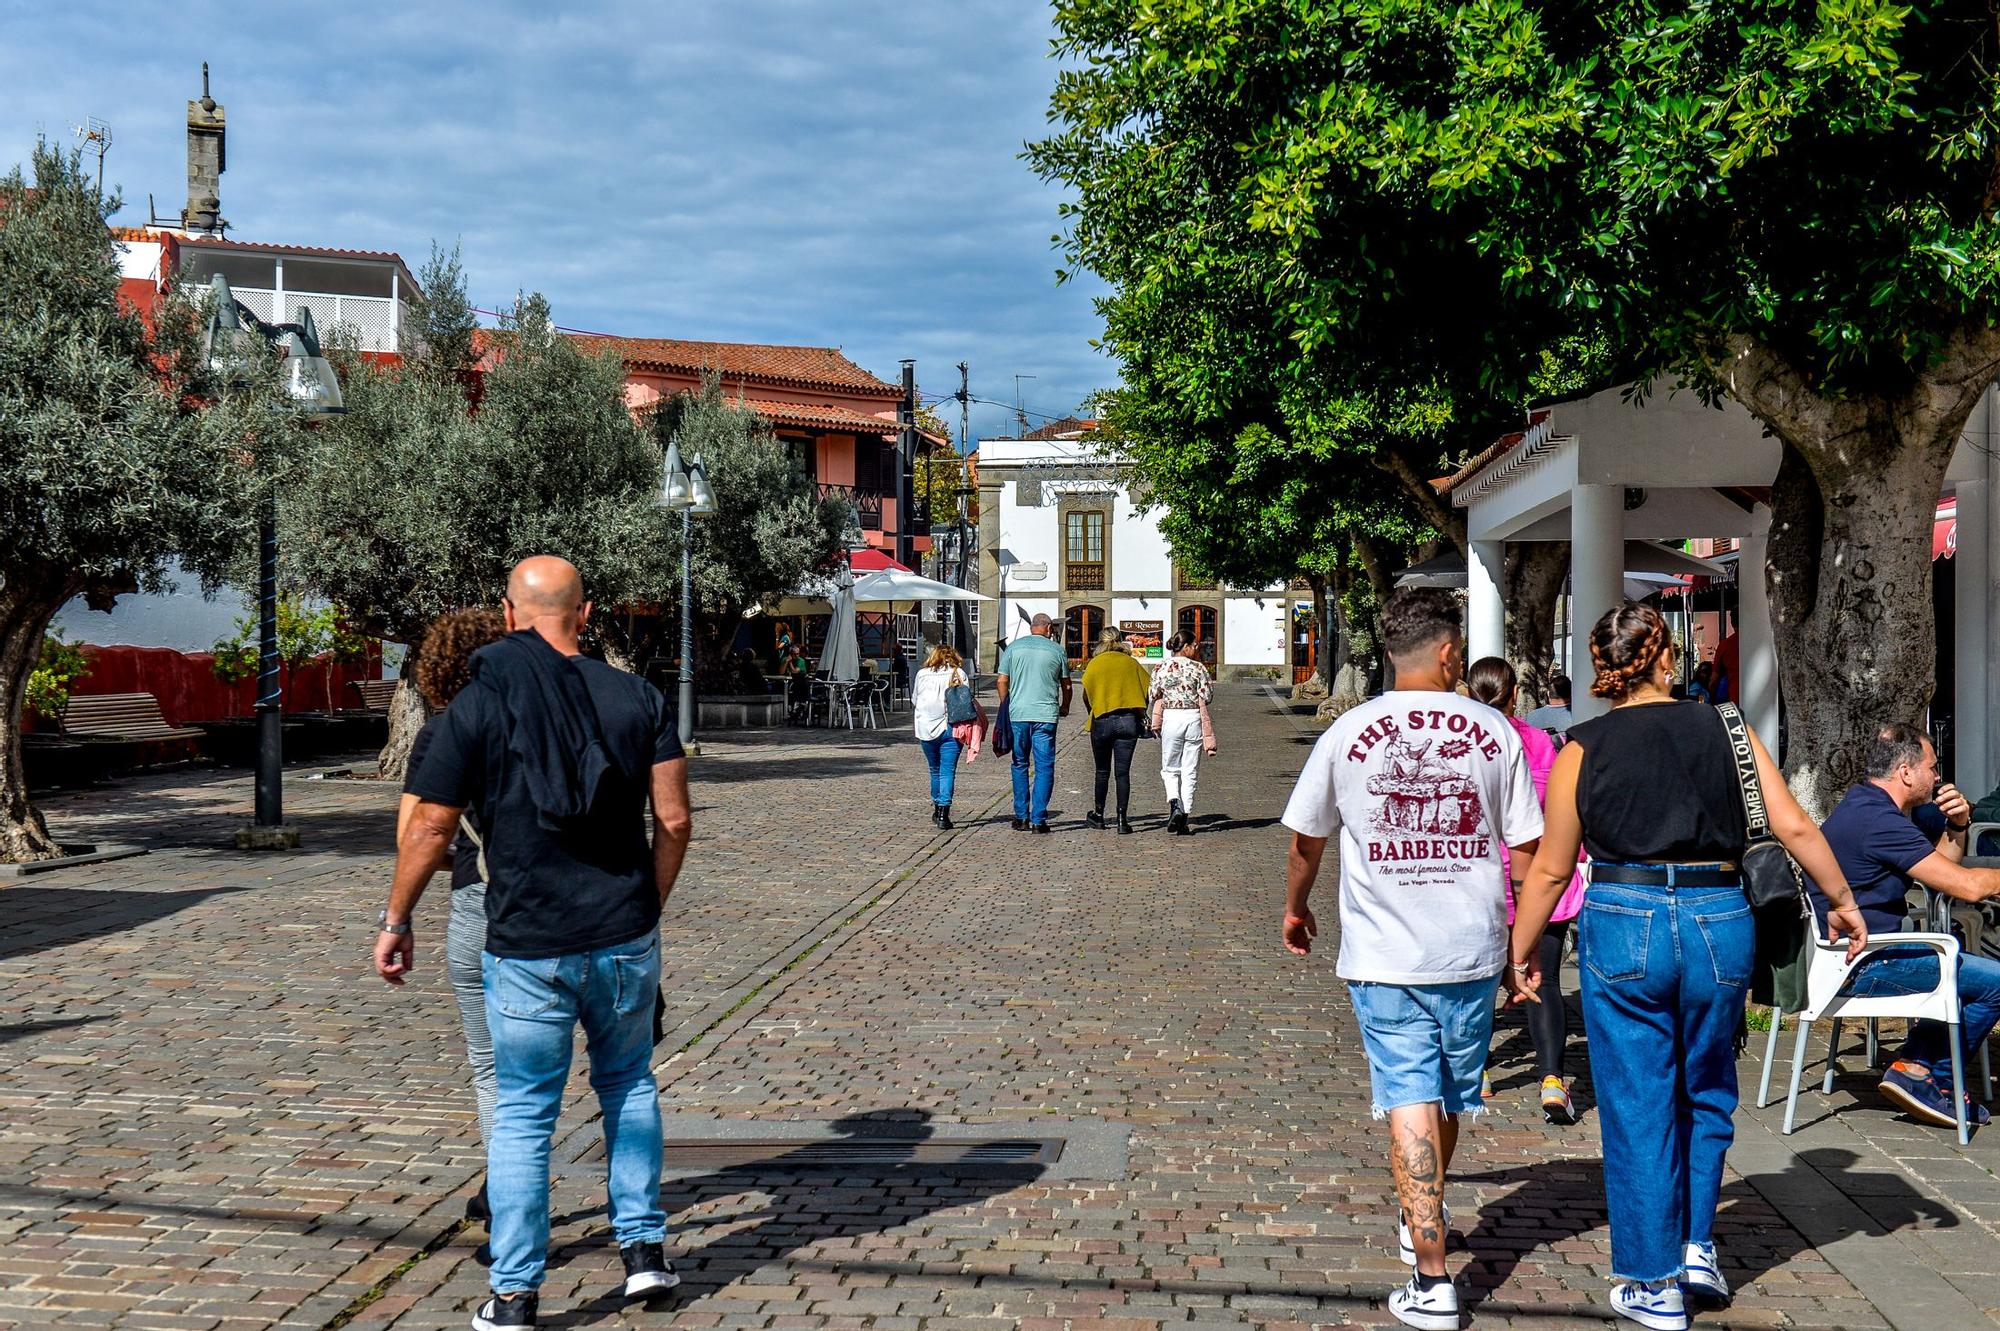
[911,643,975,829]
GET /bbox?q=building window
[1177,605,1218,673]
[1065,510,1106,591]
[1064,605,1105,666]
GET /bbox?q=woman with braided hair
[1506,602,1867,1331]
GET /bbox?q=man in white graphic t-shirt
[1281,588,1543,1331]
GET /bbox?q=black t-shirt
[404,717,485,892]
[410,653,684,959]
[1567,701,1749,864]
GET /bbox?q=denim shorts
[1347,977,1496,1118]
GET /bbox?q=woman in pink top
[1470,657,1587,1125]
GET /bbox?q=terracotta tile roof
[176,234,408,264]
[578,336,900,396]
[745,398,948,447]
[1020,415,1098,441]
[1434,432,1524,493]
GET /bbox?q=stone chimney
[181,63,227,235]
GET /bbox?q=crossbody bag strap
[1716,703,1771,840]
[458,813,490,885]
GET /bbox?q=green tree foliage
[281,283,678,773]
[210,597,368,712]
[25,633,92,721]
[649,374,852,681]
[0,145,268,860]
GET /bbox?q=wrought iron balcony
[819,483,883,530]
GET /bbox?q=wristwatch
[378,909,412,936]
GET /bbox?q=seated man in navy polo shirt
[1808,723,2000,1130]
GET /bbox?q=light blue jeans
[483,931,666,1294]
[1010,721,1057,823]
[445,884,497,1145]
[920,733,962,805]
[1578,875,1752,1282]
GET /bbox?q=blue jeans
[1839,943,2000,1084]
[1578,875,1753,1283]
[920,733,962,805]
[1010,721,1057,822]
[483,931,666,1294]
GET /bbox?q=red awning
[849,548,911,573]
[1936,497,1958,560]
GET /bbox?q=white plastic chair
[1759,931,1974,1144]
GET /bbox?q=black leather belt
[1592,862,1741,888]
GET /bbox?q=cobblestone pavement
[5,690,2000,1330]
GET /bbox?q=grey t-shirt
[998,635,1067,723]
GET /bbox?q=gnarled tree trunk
[1504,543,1569,712]
[1713,333,2000,818]
[0,579,74,863]
[377,630,431,781]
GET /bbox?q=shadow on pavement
[0,1015,108,1045]
[1723,1146,1959,1284]
[1453,1160,1609,1305]
[539,1110,1047,1328]
[0,885,251,961]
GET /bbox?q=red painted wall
[31,644,385,731]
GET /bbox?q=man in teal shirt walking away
[997,613,1072,832]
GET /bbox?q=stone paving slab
[7,691,1998,1330]
[0,718,1021,1330]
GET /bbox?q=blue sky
[0,1,1110,445]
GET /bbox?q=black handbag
[1717,703,1814,1012]
[1716,703,1807,910]
[945,671,977,726]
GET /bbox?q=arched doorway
[1064,605,1106,668]
[1177,604,1219,673]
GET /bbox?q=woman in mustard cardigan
[1080,626,1152,833]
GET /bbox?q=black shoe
[1176,815,1194,836]
[1166,810,1187,835]
[620,1240,680,1298]
[939,804,953,830]
[472,1292,537,1330]
[931,804,944,827]
[1117,816,1134,834]
[1012,818,1029,831]
[466,1178,490,1225]
[1030,822,1052,834]
[1086,810,1106,829]
[474,1241,493,1267]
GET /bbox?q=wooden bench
[60,692,203,743]
[346,679,401,712]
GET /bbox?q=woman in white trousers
[1148,633,1217,835]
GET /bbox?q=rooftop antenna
[71,117,111,197]
[1013,374,1037,435]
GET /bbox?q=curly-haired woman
[1509,602,1866,1330]
[396,607,508,1227]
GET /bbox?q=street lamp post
[953,483,975,661]
[202,274,343,851]
[658,436,717,752]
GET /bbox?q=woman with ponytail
[1507,603,1867,1331]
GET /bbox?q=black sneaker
[1011,818,1029,831]
[1085,810,1106,829]
[1030,822,1052,834]
[620,1240,680,1298]
[471,1292,537,1331]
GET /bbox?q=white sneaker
[1683,1241,1728,1299]
[1397,1202,1452,1265]
[1611,1280,1688,1331]
[1388,1274,1461,1330]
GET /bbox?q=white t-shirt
[1282,690,1545,984]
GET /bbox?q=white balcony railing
[183,285,404,353]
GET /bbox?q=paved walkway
[3,688,1998,1329]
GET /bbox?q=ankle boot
[1117,815,1134,834]
[930,803,944,827]
[939,803,953,830]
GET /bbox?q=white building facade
[973,427,1295,680]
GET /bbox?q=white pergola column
[1960,475,1992,799]
[1738,503,1780,750]
[1570,485,1624,722]
[1468,540,1506,665]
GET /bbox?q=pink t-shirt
[1505,716,1587,924]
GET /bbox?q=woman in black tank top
[1505,604,1864,1328]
